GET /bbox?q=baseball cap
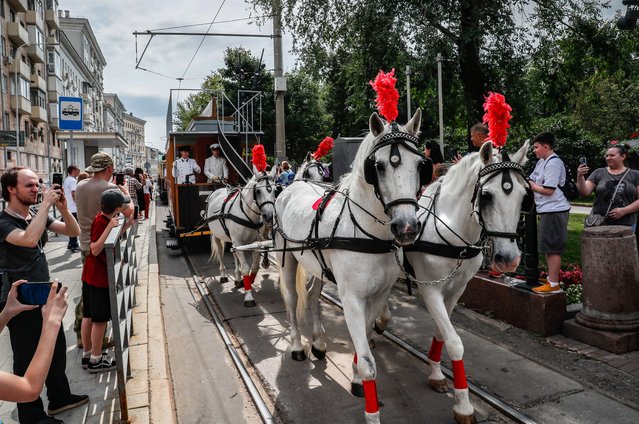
[101,189,131,212]
[210,143,220,150]
[85,152,114,173]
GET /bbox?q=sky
[60,1,628,153]
[60,0,296,152]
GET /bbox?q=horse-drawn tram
[164,93,263,248]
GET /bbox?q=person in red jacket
[80,189,130,373]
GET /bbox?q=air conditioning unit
[3,56,13,65]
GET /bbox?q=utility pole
[437,53,444,154]
[405,65,412,122]
[272,0,286,163]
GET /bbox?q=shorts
[538,211,569,254]
[82,281,112,323]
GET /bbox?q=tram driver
[173,145,201,184]
[204,143,228,184]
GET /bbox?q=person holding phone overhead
[0,166,88,423]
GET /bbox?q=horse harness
[402,159,532,284]
[302,161,331,182]
[276,128,428,283]
[205,174,275,239]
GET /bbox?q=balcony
[26,10,44,29]
[7,22,29,46]
[9,59,31,80]
[11,96,32,116]
[31,105,48,123]
[30,73,46,91]
[7,0,27,13]
[26,40,45,64]
[45,9,59,29]
[47,75,63,100]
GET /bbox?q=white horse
[296,151,331,183]
[275,109,430,424]
[206,167,277,307]
[404,140,530,424]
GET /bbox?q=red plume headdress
[313,136,334,160]
[251,144,267,173]
[482,92,512,148]
[369,69,399,122]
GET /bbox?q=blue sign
[59,96,83,130]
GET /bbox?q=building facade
[123,111,146,169]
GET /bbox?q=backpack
[547,156,579,200]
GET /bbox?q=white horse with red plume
[401,92,531,423]
[275,69,431,423]
[206,144,277,307]
[296,136,334,183]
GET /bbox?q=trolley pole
[273,0,286,163]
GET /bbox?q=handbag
[584,170,629,227]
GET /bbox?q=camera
[17,282,61,306]
[579,157,587,166]
[52,173,63,187]
[115,173,125,186]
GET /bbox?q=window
[3,113,9,130]
[1,0,5,19]
[47,49,60,76]
[30,89,46,107]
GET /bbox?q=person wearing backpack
[528,132,571,293]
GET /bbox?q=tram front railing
[104,217,139,423]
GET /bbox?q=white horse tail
[209,234,225,264]
[295,264,308,322]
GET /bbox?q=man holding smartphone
[0,166,87,423]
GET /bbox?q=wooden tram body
[164,95,264,246]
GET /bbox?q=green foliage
[564,283,583,305]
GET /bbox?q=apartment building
[0,5,146,178]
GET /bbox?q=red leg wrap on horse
[243,275,252,291]
[428,337,444,362]
[249,272,257,284]
[452,360,468,389]
[363,380,379,413]
[353,354,358,364]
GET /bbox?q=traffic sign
[59,96,83,130]
[144,162,151,170]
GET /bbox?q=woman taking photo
[576,144,639,228]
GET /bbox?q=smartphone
[115,173,125,186]
[52,173,63,187]
[579,157,587,166]
[448,148,458,161]
[17,282,60,305]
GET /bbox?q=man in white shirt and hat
[172,145,201,184]
[204,143,229,183]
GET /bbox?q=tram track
[319,290,537,424]
[181,245,276,424]
[182,243,538,424]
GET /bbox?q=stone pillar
[563,225,639,353]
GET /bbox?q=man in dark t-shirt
[0,167,88,423]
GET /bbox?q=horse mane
[436,152,484,197]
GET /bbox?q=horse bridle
[365,126,428,215]
[302,161,330,181]
[470,161,532,241]
[247,173,276,215]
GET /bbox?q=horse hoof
[351,382,365,397]
[311,345,326,360]
[220,277,228,283]
[368,338,376,349]
[244,300,257,308]
[453,412,477,424]
[234,279,243,288]
[429,378,449,393]
[373,321,385,335]
[291,350,307,361]
[261,258,270,269]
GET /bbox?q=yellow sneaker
[532,282,561,293]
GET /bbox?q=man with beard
[0,167,88,423]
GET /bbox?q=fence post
[104,218,139,423]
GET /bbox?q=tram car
[164,97,264,248]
